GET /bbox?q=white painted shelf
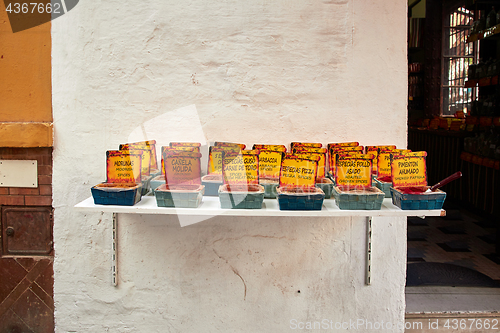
[74,196,445,218]
[75,195,445,287]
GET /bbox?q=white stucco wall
[52,0,408,332]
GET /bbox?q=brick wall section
[0,148,52,207]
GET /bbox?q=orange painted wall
[0,3,51,123]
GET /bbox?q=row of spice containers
[470,95,500,117]
[469,7,499,36]
[464,128,500,159]
[91,141,445,211]
[468,59,500,81]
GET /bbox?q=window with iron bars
[442,5,476,116]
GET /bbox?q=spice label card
[120,141,158,171]
[329,146,364,175]
[163,146,196,152]
[294,147,327,180]
[208,146,241,175]
[170,142,201,153]
[366,145,397,153]
[253,144,287,152]
[106,150,142,184]
[335,154,373,188]
[143,140,158,170]
[223,150,259,185]
[279,154,318,188]
[163,151,202,186]
[290,142,322,150]
[120,141,158,170]
[161,146,196,175]
[370,151,379,174]
[377,149,411,179]
[165,146,196,153]
[366,146,396,174]
[120,149,150,176]
[208,147,224,175]
[327,142,359,151]
[391,151,428,187]
[258,150,284,179]
[215,142,246,150]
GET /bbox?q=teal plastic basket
[316,178,334,199]
[154,184,204,208]
[149,168,162,178]
[332,186,384,210]
[276,186,325,210]
[91,183,142,206]
[141,175,153,196]
[149,175,165,193]
[373,178,392,198]
[260,179,279,198]
[390,187,446,210]
[202,175,223,196]
[218,184,264,209]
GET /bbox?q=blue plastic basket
[332,186,384,210]
[277,187,325,210]
[91,183,142,206]
[390,187,446,210]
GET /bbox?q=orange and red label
[163,146,196,153]
[335,154,373,188]
[290,142,322,150]
[223,150,259,185]
[279,154,318,188]
[170,142,201,153]
[327,142,359,151]
[366,145,397,174]
[163,151,202,186]
[106,150,142,184]
[208,146,242,175]
[119,140,158,171]
[215,142,246,150]
[391,151,428,187]
[294,147,327,180]
[161,146,197,175]
[377,149,411,179]
[366,145,397,153]
[120,149,150,176]
[253,144,287,152]
[258,150,284,179]
[329,146,364,175]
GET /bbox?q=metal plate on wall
[0,160,37,188]
[2,207,53,256]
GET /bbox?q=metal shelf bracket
[112,213,118,287]
[366,216,372,285]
